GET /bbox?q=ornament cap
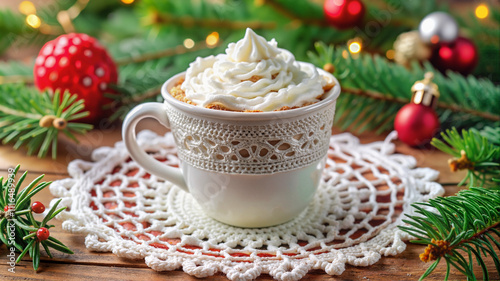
[411,72,439,108]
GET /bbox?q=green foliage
[431,127,500,188]
[308,43,500,134]
[0,165,73,271]
[0,61,33,77]
[0,85,93,159]
[399,187,500,280]
[476,126,500,147]
[0,9,29,54]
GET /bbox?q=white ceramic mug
[122,67,341,227]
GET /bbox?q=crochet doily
[50,130,444,281]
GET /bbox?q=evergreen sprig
[308,43,500,134]
[431,127,500,189]
[0,165,73,271]
[0,84,93,159]
[399,187,500,280]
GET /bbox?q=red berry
[33,33,118,123]
[31,201,46,214]
[36,227,50,241]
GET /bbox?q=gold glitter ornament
[393,31,431,67]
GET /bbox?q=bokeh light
[121,0,135,4]
[26,14,41,28]
[206,32,219,47]
[19,1,36,15]
[183,38,195,49]
[386,49,395,60]
[348,41,361,54]
[475,4,489,19]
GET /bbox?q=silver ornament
[418,11,458,44]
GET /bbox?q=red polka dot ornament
[34,33,118,124]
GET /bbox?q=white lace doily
[50,130,444,281]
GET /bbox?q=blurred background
[0,0,498,157]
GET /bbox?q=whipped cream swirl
[181,28,327,111]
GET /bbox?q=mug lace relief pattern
[166,105,336,174]
[50,130,444,281]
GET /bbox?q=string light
[19,1,36,15]
[183,38,195,49]
[22,0,89,34]
[121,0,135,4]
[26,14,41,29]
[475,4,489,19]
[347,38,362,54]
[206,32,219,47]
[386,49,395,60]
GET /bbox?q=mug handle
[122,102,188,192]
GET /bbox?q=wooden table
[0,121,497,281]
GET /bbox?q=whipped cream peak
[226,28,279,62]
[180,28,328,112]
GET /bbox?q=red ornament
[31,201,46,214]
[36,227,50,241]
[3,205,9,212]
[395,103,440,146]
[324,0,365,29]
[394,72,441,147]
[34,33,118,123]
[430,36,478,75]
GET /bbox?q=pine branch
[431,127,500,188]
[476,126,500,147]
[399,187,500,280]
[1,165,73,271]
[308,43,500,134]
[0,84,93,159]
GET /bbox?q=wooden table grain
[0,121,497,281]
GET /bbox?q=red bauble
[36,227,50,241]
[324,0,365,29]
[430,36,478,75]
[34,33,118,123]
[394,103,440,146]
[31,201,46,214]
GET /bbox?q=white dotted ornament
[69,46,77,54]
[73,37,82,45]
